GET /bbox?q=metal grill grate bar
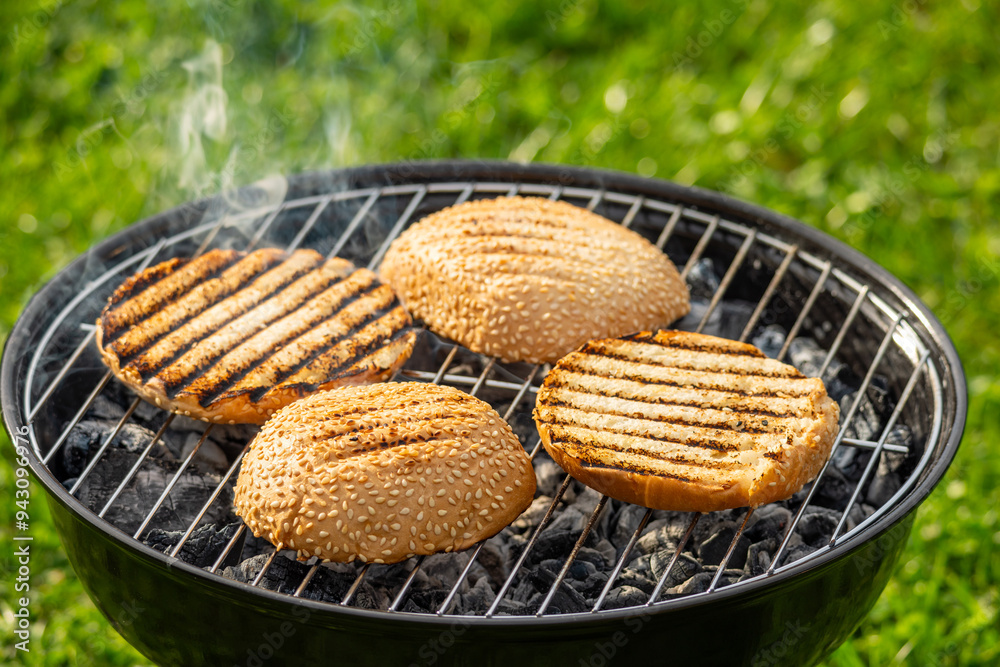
[398,371,538,394]
[818,285,870,379]
[485,475,573,618]
[246,206,286,251]
[132,425,215,540]
[26,331,97,423]
[767,313,905,573]
[585,190,604,211]
[293,564,320,598]
[591,508,653,612]
[251,551,278,587]
[367,186,428,270]
[67,397,142,496]
[831,350,930,541]
[388,557,426,612]
[679,215,720,280]
[435,541,486,615]
[619,195,645,229]
[287,197,332,252]
[193,213,234,257]
[341,564,371,605]
[843,437,908,454]
[739,246,798,343]
[707,508,755,593]
[647,514,701,605]
[327,192,379,259]
[41,371,112,466]
[169,444,252,558]
[654,207,683,249]
[98,414,176,518]
[695,229,758,334]
[777,262,833,362]
[536,495,610,616]
[210,523,245,573]
[430,365,542,615]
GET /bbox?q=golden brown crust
[96,248,416,424]
[234,383,537,564]
[533,330,840,511]
[379,196,690,364]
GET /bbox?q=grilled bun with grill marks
[96,248,416,424]
[378,196,690,364]
[533,330,839,512]
[234,382,537,564]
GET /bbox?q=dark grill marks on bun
[96,248,417,424]
[533,330,840,512]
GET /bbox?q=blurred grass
[1,0,998,665]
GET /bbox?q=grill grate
[21,177,943,619]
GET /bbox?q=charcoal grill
[1,161,966,666]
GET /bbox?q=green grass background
[1,0,997,664]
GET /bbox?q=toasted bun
[379,196,690,364]
[234,383,537,564]
[96,248,416,424]
[533,330,840,512]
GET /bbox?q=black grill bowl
[1,161,966,666]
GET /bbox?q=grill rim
[1,160,967,629]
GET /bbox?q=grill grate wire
[20,179,940,619]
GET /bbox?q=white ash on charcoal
[531,455,565,498]
[60,421,173,479]
[51,291,917,616]
[864,425,914,506]
[744,538,779,578]
[71,446,235,535]
[671,259,758,341]
[143,522,244,568]
[223,553,387,610]
[662,569,742,598]
[62,396,238,535]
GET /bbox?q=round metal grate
[3,163,964,653]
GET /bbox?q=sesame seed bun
[379,196,690,364]
[234,382,537,564]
